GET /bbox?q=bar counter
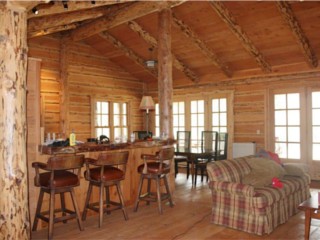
[29,140,175,227]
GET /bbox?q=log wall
[28,35,145,141]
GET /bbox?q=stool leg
[48,189,55,240]
[99,183,104,228]
[146,178,151,205]
[116,182,128,220]
[164,175,174,207]
[186,162,190,180]
[82,183,93,221]
[105,186,111,215]
[60,192,67,223]
[134,174,144,212]
[155,177,162,215]
[174,160,178,178]
[32,189,44,231]
[70,188,84,231]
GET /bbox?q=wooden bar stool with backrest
[32,147,85,240]
[174,131,191,178]
[134,146,175,214]
[82,151,129,227]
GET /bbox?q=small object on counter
[69,129,76,146]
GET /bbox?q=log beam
[276,1,318,68]
[209,1,272,73]
[127,21,199,83]
[172,14,232,78]
[99,32,158,78]
[0,2,30,239]
[70,1,184,41]
[27,1,118,19]
[158,8,173,139]
[28,4,118,33]
[28,22,79,38]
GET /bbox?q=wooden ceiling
[27,1,320,87]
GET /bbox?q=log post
[0,2,30,240]
[158,8,173,139]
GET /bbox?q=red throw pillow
[267,151,282,166]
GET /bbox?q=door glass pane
[191,101,197,113]
[212,113,219,125]
[288,127,300,142]
[275,127,286,142]
[274,94,286,109]
[220,113,227,126]
[101,115,108,126]
[179,115,185,126]
[288,143,300,159]
[113,115,120,126]
[277,143,287,158]
[313,143,320,161]
[313,127,320,143]
[198,114,204,126]
[173,102,178,113]
[287,93,300,109]
[312,92,320,108]
[179,102,185,113]
[275,110,286,125]
[212,99,219,111]
[113,103,120,114]
[312,109,320,125]
[101,102,108,113]
[198,100,204,113]
[287,110,300,125]
[220,98,227,112]
[173,115,179,126]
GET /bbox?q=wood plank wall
[28,35,144,141]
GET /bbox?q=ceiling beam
[171,14,232,78]
[27,1,119,19]
[7,0,50,11]
[209,1,272,73]
[276,1,318,68]
[127,21,199,83]
[70,1,185,42]
[28,23,79,39]
[28,5,119,33]
[99,32,158,79]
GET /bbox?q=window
[312,91,320,161]
[212,98,227,133]
[273,93,301,159]
[173,101,185,139]
[190,100,205,150]
[155,103,160,137]
[94,100,128,140]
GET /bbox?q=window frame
[91,97,130,141]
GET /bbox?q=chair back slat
[217,132,228,159]
[158,146,175,162]
[201,131,218,153]
[47,154,85,170]
[96,151,129,166]
[176,131,191,151]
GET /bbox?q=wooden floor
[32,174,320,240]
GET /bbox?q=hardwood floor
[31,174,320,240]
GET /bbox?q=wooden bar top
[38,139,176,155]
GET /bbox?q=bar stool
[32,151,85,240]
[134,146,174,214]
[82,151,129,227]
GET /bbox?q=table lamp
[139,96,155,138]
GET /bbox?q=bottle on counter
[69,129,76,146]
[130,132,135,143]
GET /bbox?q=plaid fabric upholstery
[207,157,310,235]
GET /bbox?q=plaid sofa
[207,156,310,235]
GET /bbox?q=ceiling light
[32,7,39,15]
[145,47,157,69]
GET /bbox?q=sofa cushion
[242,157,286,187]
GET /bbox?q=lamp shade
[139,96,155,110]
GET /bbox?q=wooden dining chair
[194,131,218,185]
[174,131,191,178]
[134,146,175,214]
[82,151,129,227]
[32,149,85,240]
[216,132,228,160]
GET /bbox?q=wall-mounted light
[91,1,96,4]
[32,7,39,15]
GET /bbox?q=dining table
[174,146,216,186]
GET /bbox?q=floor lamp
[139,96,155,138]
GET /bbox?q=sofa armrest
[209,181,255,197]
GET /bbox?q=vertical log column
[158,8,173,138]
[0,3,30,240]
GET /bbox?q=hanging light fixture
[145,47,157,69]
[32,7,39,15]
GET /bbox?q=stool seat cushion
[137,162,170,174]
[86,166,125,181]
[38,170,79,188]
